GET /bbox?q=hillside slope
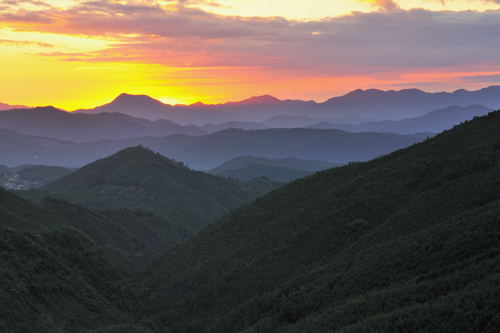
[217,165,312,182]
[42,146,274,231]
[210,156,336,174]
[0,189,148,332]
[140,110,500,333]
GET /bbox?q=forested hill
[42,146,276,231]
[139,110,500,333]
[0,188,152,332]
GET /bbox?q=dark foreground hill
[1,111,500,333]
[41,146,276,231]
[0,188,152,332]
[138,110,500,332]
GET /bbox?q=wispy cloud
[3,3,496,75]
[0,38,53,47]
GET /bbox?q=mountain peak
[111,93,166,106]
[108,145,179,165]
[31,106,62,112]
[230,95,281,105]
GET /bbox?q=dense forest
[1,111,500,332]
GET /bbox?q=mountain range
[74,86,500,124]
[1,108,498,332]
[1,87,499,147]
[0,106,204,142]
[39,146,277,231]
[139,108,500,333]
[210,156,338,182]
[0,102,29,110]
[307,104,493,134]
[0,127,427,169]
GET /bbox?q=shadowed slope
[139,110,500,333]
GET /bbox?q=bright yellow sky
[198,0,500,19]
[1,0,499,109]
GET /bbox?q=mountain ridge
[73,86,500,124]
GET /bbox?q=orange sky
[1,0,500,109]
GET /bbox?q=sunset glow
[1,0,500,109]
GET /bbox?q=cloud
[1,1,500,77]
[461,74,500,83]
[0,38,53,47]
[359,0,400,11]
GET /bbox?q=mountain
[225,95,282,105]
[0,128,74,166]
[76,86,500,125]
[216,164,312,182]
[317,86,500,121]
[138,110,500,333]
[0,128,426,169]
[0,165,73,190]
[41,146,276,231]
[0,188,149,332]
[308,104,493,134]
[79,93,174,120]
[0,102,29,110]
[211,155,338,182]
[261,114,329,128]
[0,106,204,142]
[200,121,268,133]
[210,155,337,174]
[78,93,315,124]
[122,128,425,169]
[36,197,191,271]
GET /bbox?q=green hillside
[42,146,275,231]
[2,111,500,333]
[210,155,336,174]
[0,189,148,332]
[39,198,191,271]
[138,110,500,332]
[218,164,312,182]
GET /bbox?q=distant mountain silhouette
[42,146,276,231]
[261,114,328,128]
[225,95,282,105]
[76,86,500,125]
[216,165,312,182]
[0,128,74,166]
[317,86,500,121]
[0,106,204,142]
[201,121,268,133]
[210,155,336,174]
[77,93,314,124]
[0,128,427,169]
[79,93,174,120]
[0,102,29,110]
[307,105,493,134]
[210,156,337,182]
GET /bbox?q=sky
[1,0,500,109]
